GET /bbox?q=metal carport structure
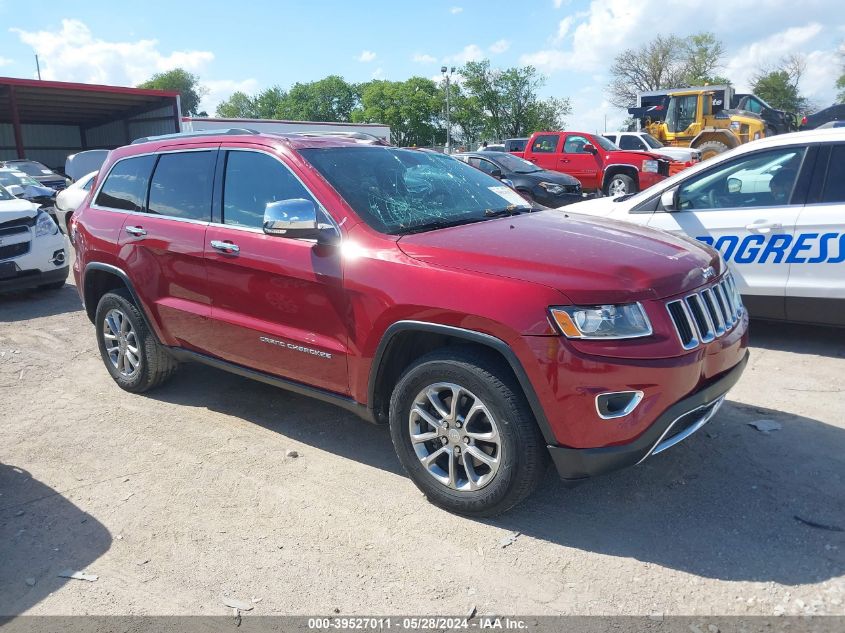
[0,77,181,171]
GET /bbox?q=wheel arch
[601,164,638,191]
[690,129,740,150]
[83,263,162,344]
[367,321,556,444]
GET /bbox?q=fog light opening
[596,390,644,420]
[51,249,66,266]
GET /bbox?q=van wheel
[95,289,177,393]
[604,174,636,197]
[389,348,548,517]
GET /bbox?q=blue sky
[1,0,842,134]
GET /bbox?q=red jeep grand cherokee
[71,130,749,516]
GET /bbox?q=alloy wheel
[608,177,629,196]
[102,308,141,377]
[408,382,502,491]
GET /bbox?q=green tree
[681,33,728,85]
[837,45,845,102]
[216,86,288,119]
[216,91,255,118]
[449,87,486,149]
[353,78,443,146]
[752,54,810,113]
[276,75,358,122]
[458,60,569,139]
[138,68,207,117]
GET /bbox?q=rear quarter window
[95,155,156,212]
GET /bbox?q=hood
[397,210,720,304]
[605,149,667,163]
[0,198,40,223]
[518,169,580,186]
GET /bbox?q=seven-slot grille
[666,274,744,350]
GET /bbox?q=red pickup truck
[517,131,672,197]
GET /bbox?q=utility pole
[441,66,455,154]
[35,54,42,80]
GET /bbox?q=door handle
[745,221,782,234]
[124,226,147,237]
[560,159,570,164]
[210,240,240,254]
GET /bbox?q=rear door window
[147,151,215,221]
[619,135,646,151]
[95,155,156,211]
[530,135,559,153]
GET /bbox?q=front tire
[95,289,177,393]
[389,348,548,517]
[604,173,636,197]
[697,140,729,160]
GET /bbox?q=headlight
[550,303,652,339]
[538,181,565,195]
[642,160,659,173]
[34,210,58,237]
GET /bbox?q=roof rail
[131,128,259,145]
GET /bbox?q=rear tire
[697,140,730,160]
[388,348,548,517]
[94,289,177,393]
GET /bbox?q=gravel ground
[1,266,843,617]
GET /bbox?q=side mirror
[583,143,597,154]
[727,177,742,194]
[263,199,318,239]
[660,187,678,211]
[490,168,503,180]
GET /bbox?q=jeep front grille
[666,274,744,350]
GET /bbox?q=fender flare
[83,262,162,344]
[368,320,557,445]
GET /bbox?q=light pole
[441,65,455,154]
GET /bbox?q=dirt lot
[1,268,843,617]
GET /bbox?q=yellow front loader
[643,89,767,160]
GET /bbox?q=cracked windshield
[301,147,531,234]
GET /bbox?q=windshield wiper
[483,205,528,217]
[394,216,491,235]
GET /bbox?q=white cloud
[372,67,385,79]
[356,50,376,62]
[11,19,213,85]
[723,23,822,90]
[200,78,260,115]
[0,56,12,67]
[489,39,510,54]
[553,16,573,43]
[445,44,484,64]
[412,53,437,64]
[450,6,463,14]
[553,0,569,7]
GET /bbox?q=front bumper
[0,264,69,292]
[548,351,748,480]
[638,170,666,191]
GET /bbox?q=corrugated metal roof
[0,76,178,125]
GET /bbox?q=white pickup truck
[604,131,701,164]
